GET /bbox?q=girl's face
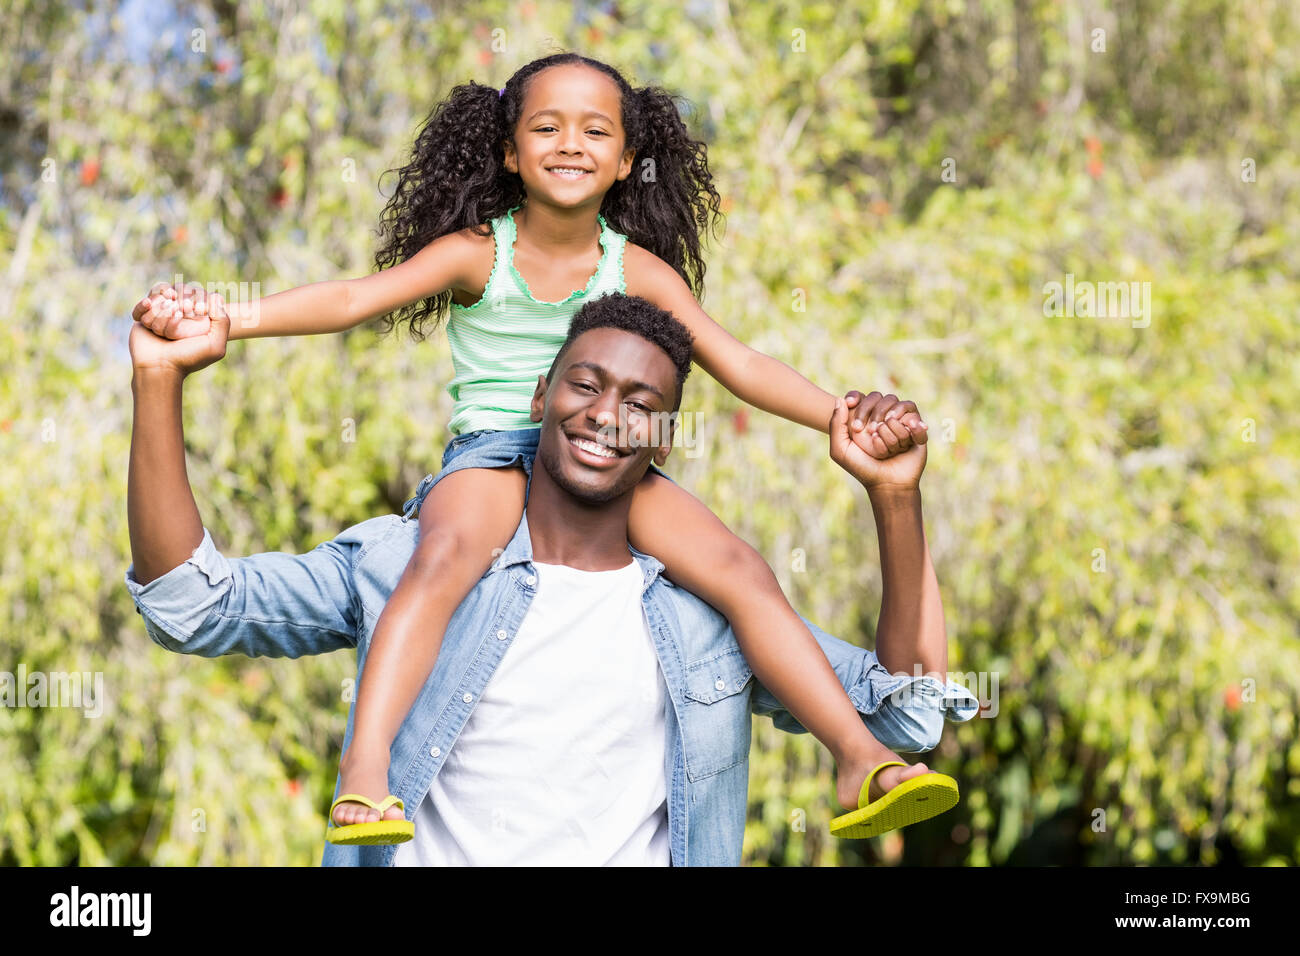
[504,64,635,210]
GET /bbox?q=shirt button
[462,693,473,703]
[430,746,441,758]
[525,575,536,586]
[714,678,726,691]
[496,629,508,641]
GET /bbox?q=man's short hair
[546,292,695,411]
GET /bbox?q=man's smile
[565,430,628,467]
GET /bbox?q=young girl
[136,53,958,846]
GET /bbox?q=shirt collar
[494,508,667,585]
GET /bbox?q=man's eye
[573,381,597,392]
[629,402,651,413]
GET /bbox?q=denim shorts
[402,427,673,520]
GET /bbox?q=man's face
[530,327,679,504]
[503,64,635,209]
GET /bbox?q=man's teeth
[573,437,617,458]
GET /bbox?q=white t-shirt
[393,559,670,866]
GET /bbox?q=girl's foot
[835,749,935,810]
[332,748,404,826]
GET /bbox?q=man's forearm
[867,486,947,678]
[128,369,204,585]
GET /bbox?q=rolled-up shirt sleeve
[124,526,362,659]
[751,612,981,753]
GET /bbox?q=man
[124,291,978,866]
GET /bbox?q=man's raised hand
[830,390,928,491]
[844,389,929,460]
[132,281,222,340]
[129,290,230,378]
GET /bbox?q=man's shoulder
[338,513,408,556]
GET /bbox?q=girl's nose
[560,128,583,154]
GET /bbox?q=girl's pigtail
[372,81,520,341]
[604,84,723,301]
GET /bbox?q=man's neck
[524,463,636,571]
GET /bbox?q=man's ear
[529,374,546,422]
[652,410,676,467]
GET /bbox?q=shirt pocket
[681,647,754,781]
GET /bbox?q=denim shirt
[124,507,979,866]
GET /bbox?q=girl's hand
[129,296,230,378]
[830,391,928,490]
[132,281,218,340]
[844,390,929,460]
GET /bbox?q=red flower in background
[732,409,749,434]
[1085,137,1103,179]
[1224,685,1241,711]
[80,157,100,186]
[271,186,288,208]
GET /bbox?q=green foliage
[2,0,1297,866]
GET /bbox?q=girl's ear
[503,139,517,173]
[618,147,636,182]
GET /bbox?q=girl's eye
[536,127,607,136]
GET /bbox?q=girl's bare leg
[628,472,933,809]
[332,466,528,826]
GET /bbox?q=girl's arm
[628,248,836,433]
[231,229,481,339]
[143,230,483,341]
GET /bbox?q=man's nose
[588,392,619,431]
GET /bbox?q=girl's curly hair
[371,52,724,341]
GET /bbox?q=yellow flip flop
[829,761,960,839]
[325,793,415,845]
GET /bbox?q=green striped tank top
[445,204,628,435]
